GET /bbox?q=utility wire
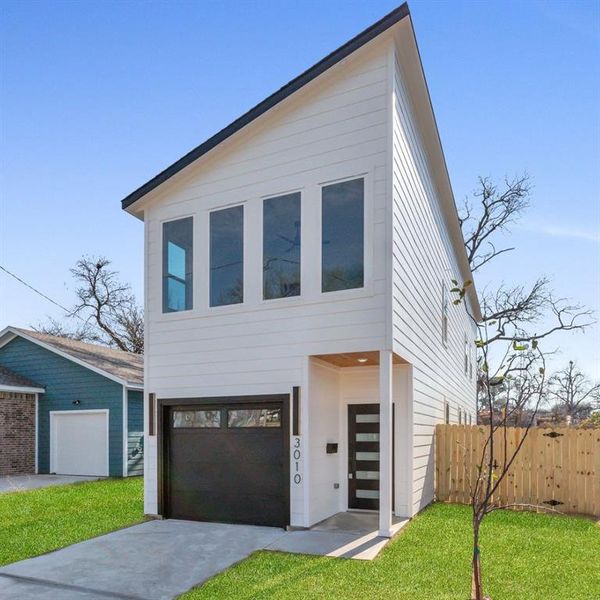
[0,264,73,314]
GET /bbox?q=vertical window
[162,217,193,313]
[441,284,449,346]
[321,178,364,293]
[263,192,301,299]
[210,205,244,307]
[469,343,474,380]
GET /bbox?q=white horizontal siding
[142,38,392,517]
[391,48,477,515]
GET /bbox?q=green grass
[180,503,600,600]
[0,476,145,566]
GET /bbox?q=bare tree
[454,174,595,599]
[459,174,531,273]
[458,176,594,349]
[33,317,104,344]
[466,321,548,600]
[35,257,143,353]
[547,361,600,424]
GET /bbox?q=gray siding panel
[0,337,124,476]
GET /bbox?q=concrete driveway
[0,474,101,493]
[0,520,287,599]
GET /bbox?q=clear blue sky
[1,0,598,378]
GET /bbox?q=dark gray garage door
[165,396,289,528]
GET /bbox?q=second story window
[441,284,449,346]
[321,177,364,293]
[469,343,474,380]
[162,217,193,313]
[263,192,301,300]
[210,205,244,307]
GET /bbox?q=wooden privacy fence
[436,424,599,517]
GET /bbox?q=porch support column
[379,349,393,537]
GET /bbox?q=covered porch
[295,350,413,537]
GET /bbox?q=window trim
[318,173,370,297]
[161,215,194,314]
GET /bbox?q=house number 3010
[292,436,302,485]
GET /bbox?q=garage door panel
[166,399,288,527]
[169,464,285,495]
[169,489,287,527]
[169,433,282,464]
[51,411,108,477]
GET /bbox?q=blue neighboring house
[0,326,143,477]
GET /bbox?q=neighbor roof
[121,2,410,211]
[0,327,143,388]
[0,365,45,393]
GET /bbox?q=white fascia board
[0,384,46,394]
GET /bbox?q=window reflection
[210,206,244,306]
[322,178,364,292]
[163,218,193,312]
[227,408,281,428]
[263,192,301,300]
[172,410,221,428]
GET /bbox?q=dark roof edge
[121,3,410,211]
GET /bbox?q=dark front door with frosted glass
[348,404,380,510]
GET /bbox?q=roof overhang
[120,3,410,217]
[0,384,45,394]
[393,17,481,321]
[0,327,141,389]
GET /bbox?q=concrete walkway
[0,513,408,599]
[269,511,409,560]
[0,474,101,494]
[0,520,287,600]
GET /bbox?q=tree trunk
[472,519,483,600]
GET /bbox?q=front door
[348,404,380,510]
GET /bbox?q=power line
[0,264,73,315]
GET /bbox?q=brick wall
[0,392,35,475]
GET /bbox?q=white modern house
[122,3,480,536]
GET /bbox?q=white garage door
[50,411,109,476]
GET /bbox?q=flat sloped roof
[121,2,410,211]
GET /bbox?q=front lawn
[0,476,145,566]
[181,503,600,600]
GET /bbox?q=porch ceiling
[312,351,408,368]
